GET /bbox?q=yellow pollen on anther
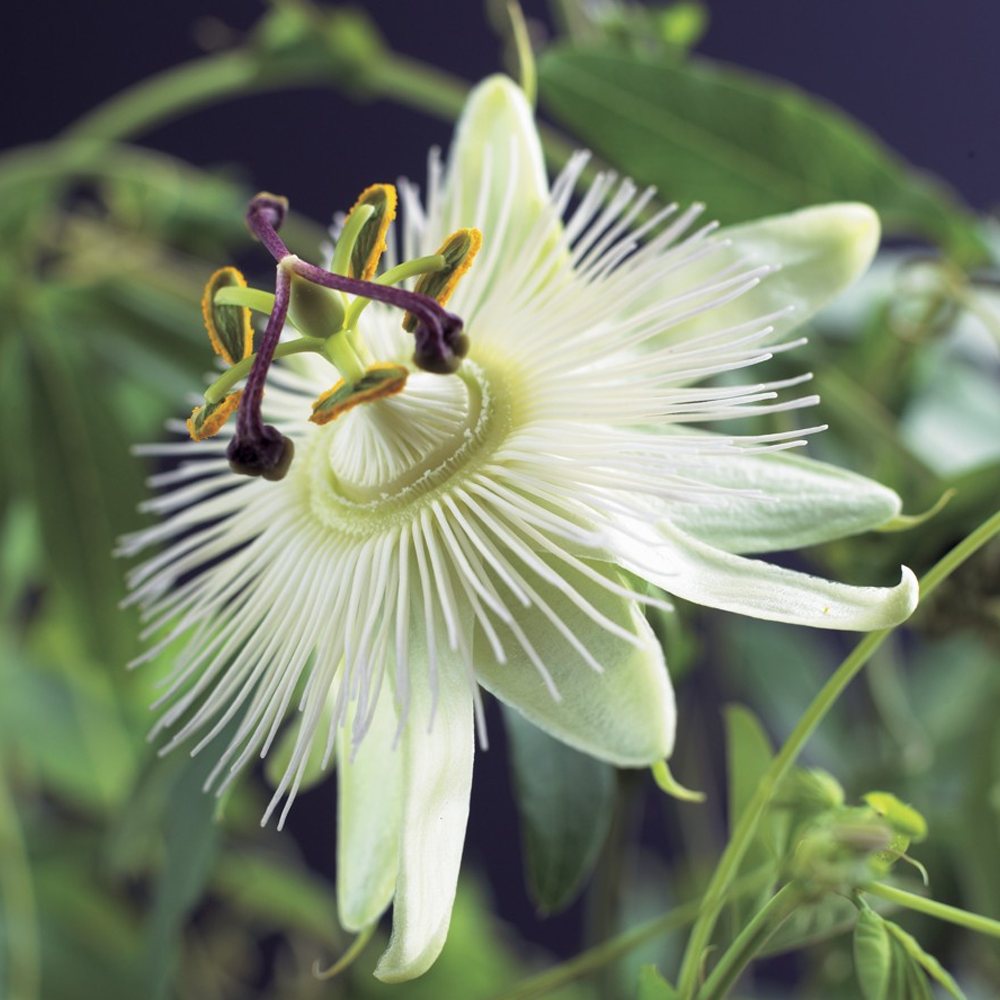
[202,267,253,366]
[345,183,397,281]
[310,364,408,425]
[403,228,482,332]
[187,390,243,441]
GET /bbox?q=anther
[311,364,409,424]
[202,267,253,366]
[344,184,396,280]
[188,391,243,441]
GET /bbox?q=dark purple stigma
[245,192,469,376]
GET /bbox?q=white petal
[614,519,918,631]
[646,203,880,345]
[443,74,549,251]
[474,561,675,767]
[374,643,474,982]
[336,687,402,933]
[665,447,902,554]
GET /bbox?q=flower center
[188,190,481,481]
[303,361,506,532]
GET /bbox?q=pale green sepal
[613,519,918,631]
[644,203,880,347]
[474,561,675,767]
[336,688,402,933]
[876,489,954,532]
[374,639,475,982]
[444,74,548,253]
[665,448,902,554]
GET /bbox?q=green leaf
[760,893,858,957]
[637,963,680,999]
[890,934,935,1000]
[212,849,341,942]
[0,642,136,812]
[19,301,147,661]
[502,704,616,914]
[884,920,968,1000]
[538,47,987,264]
[108,745,224,1000]
[31,858,143,1000]
[723,705,779,928]
[724,705,774,834]
[853,909,892,1000]
[252,3,386,88]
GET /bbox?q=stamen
[290,257,469,376]
[202,268,253,366]
[402,228,482,332]
[187,390,242,441]
[343,183,397,280]
[245,192,471,375]
[310,364,409,425]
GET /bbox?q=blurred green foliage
[2,2,999,998]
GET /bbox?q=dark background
[6,1,998,221]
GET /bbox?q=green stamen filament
[331,203,374,277]
[323,330,368,385]
[205,337,324,404]
[207,223,457,409]
[214,286,277,315]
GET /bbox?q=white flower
[121,76,918,981]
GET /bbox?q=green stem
[675,505,1000,998]
[362,51,591,176]
[488,901,698,1000]
[815,368,938,484]
[205,337,324,404]
[696,883,803,1000]
[0,768,40,1000]
[506,0,538,108]
[486,869,774,1000]
[313,922,377,980]
[14,10,600,220]
[362,54,469,123]
[63,51,271,142]
[865,882,1000,940]
[59,42,468,148]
